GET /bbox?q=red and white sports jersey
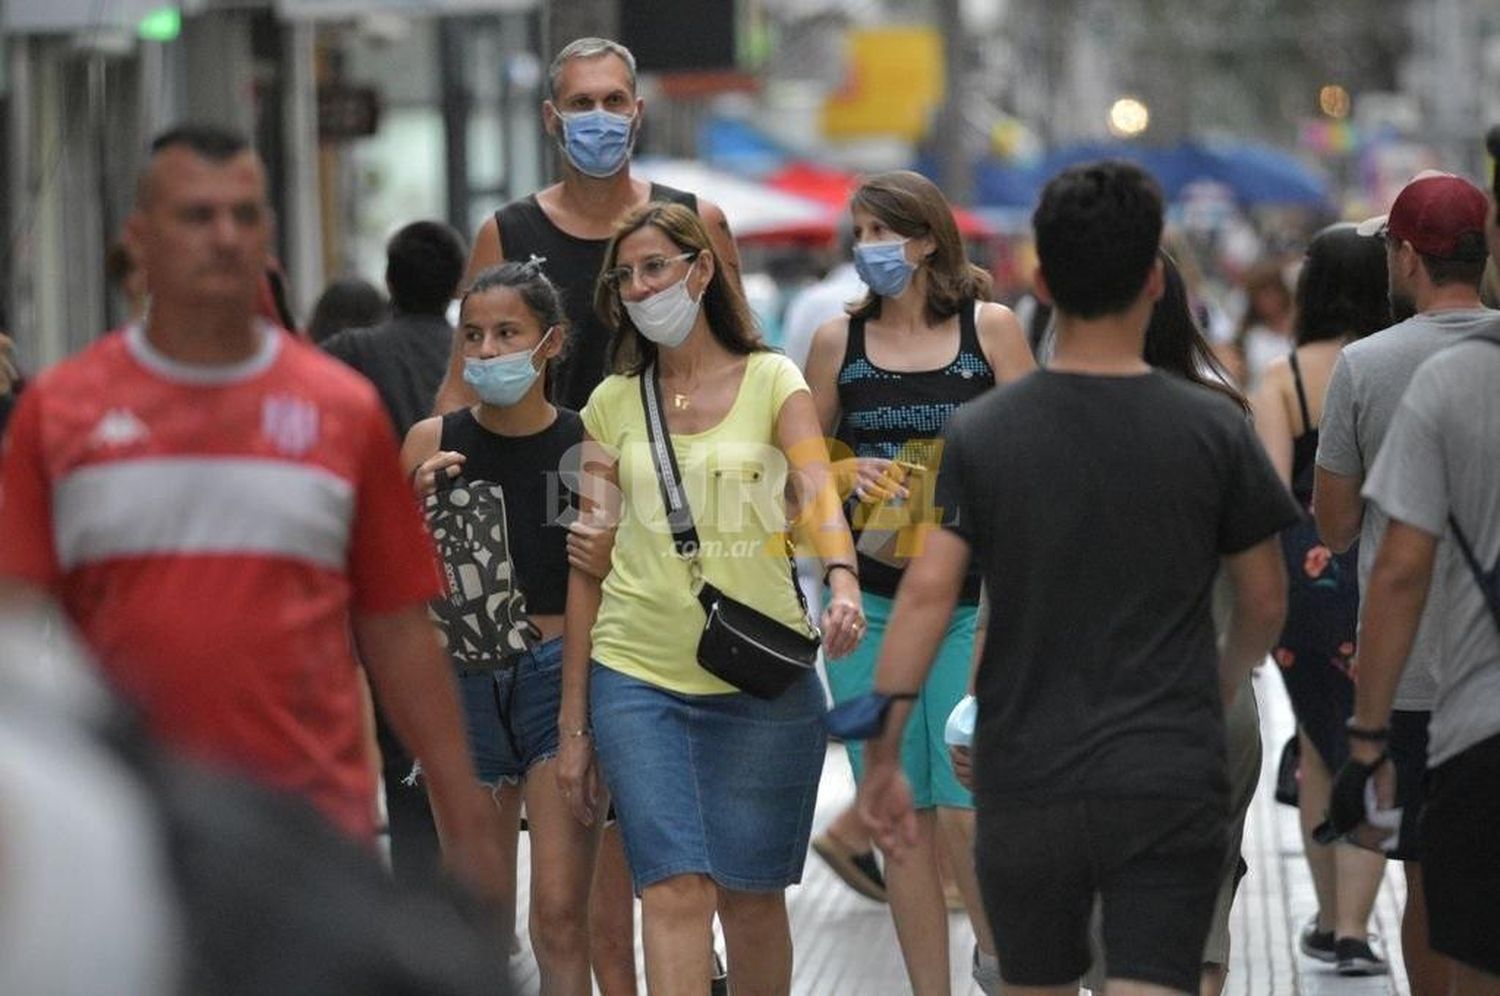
[0,323,441,838]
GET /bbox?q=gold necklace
[667,372,699,410]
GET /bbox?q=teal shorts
[825,590,977,810]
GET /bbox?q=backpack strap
[1448,513,1500,635]
[1443,331,1500,633]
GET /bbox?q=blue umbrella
[970,140,1330,210]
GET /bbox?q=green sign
[138,7,181,41]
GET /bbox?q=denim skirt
[589,661,826,893]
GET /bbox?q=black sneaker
[1298,917,1336,963]
[1336,936,1388,976]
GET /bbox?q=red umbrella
[766,162,995,240]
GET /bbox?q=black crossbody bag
[639,363,821,699]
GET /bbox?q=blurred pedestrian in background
[1235,258,1295,389]
[324,222,463,439]
[308,276,386,345]
[323,219,471,894]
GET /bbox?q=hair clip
[521,254,548,276]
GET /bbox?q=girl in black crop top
[399,260,602,990]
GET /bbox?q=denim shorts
[458,637,564,787]
[589,661,826,894]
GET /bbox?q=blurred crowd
[2,34,1500,996]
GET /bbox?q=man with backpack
[1325,168,1500,996]
[1313,170,1497,990]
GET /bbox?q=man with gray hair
[435,36,741,413]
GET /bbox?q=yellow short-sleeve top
[581,351,816,695]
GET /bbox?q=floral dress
[1273,351,1359,769]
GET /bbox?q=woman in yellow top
[556,201,864,996]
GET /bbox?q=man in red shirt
[0,124,504,897]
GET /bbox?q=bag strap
[1443,331,1500,635]
[638,363,814,626]
[1288,349,1313,436]
[639,363,702,557]
[1448,513,1500,635]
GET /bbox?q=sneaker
[1298,917,1336,963]
[1336,936,1389,976]
[710,950,728,996]
[811,831,888,903]
[971,944,1001,995]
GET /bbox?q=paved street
[509,664,1413,995]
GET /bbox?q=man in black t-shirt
[859,161,1297,995]
[322,219,467,889]
[323,221,466,440]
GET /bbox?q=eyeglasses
[604,251,697,288]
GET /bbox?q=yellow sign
[821,28,944,140]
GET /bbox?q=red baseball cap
[1356,172,1489,260]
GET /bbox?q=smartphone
[857,461,930,566]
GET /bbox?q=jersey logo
[89,408,150,449]
[261,395,320,456]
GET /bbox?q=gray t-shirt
[1317,308,1500,709]
[1363,332,1500,767]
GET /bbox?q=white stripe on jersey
[54,457,355,570]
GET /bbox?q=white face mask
[622,261,702,349]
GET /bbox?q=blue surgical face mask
[462,327,553,407]
[853,238,916,298]
[557,108,634,178]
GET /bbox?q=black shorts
[1389,709,1430,861]
[1421,730,1500,975]
[975,795,1225,991]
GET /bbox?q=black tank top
[496,183,698,411]
[836,301,994,601]
[1288,350,1318,508]
[438,408,582,615]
